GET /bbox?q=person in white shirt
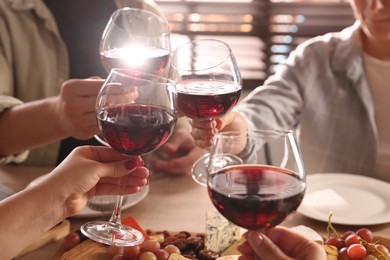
[190,0,390,182]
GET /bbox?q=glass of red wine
[169,39,242,186]
[207,129,306,231]
[95,6,171,146]
[81,68,177,246]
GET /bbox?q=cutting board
[17,220,70,257]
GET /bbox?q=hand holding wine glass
[207,129,306,231]
[170,39,242,186]
[81,69,177,246]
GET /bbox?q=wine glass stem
[108,175,128,224]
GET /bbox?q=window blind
[155,0,355,89]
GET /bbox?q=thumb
[247,231,293,260]
[215,111,237,132]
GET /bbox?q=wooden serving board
[54,230,208,260]
[55,239,110,260]
[17,220,70,257]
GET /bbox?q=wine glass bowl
[95,7,172,148]
[170,39,241,121]
[170,39,242,185]
[96,70,177,156]
[81,68,177,246]
[207,130,306,231]
[100,7,171,76]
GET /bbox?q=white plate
[297,173,390,225]
[27,174,149,218]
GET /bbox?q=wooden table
[1,165,389,260]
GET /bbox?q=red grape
[342,231,356,240]
[63,232,81,250]
[325,236,344,249]
[139,251,157,260]
[345,234,362,247]
[123,245,141,259]
[371,244,390,259]
[164,245,181,255]
[141,239,161,252]
[348,244,367,259]
[339,247,351,260]
[154,249,170,260]
[356,228,373,243]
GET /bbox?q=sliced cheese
[205,210,241,254]
[221,237,245,256]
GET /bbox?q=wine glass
[95,6,171,145]
[81,68,177,246]
[169,39,242,186]
[100,7,171,76]
[207,129,306,231]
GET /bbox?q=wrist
[47,96,68,138]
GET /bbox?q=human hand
[44,146,150,218]
[191,110,248,149]
[56,78,104,140]
[238,227,326,260]
[148,128,205,175]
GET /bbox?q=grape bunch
[324,213,390,260]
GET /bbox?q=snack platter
[54,211,390,260]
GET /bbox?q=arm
[0,146,150,259]
[0,78,103,156]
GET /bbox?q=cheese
[221,237,245,256]
[205,210,241,253]
[168,253,192,260]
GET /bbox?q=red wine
[176,80,241,120]
[208,165,305,230]
[100,48,170,75]
[98,104,177,156]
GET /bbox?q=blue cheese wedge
[205,210,242,253]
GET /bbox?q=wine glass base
[81,221,144,246]
[191,154,210,187]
